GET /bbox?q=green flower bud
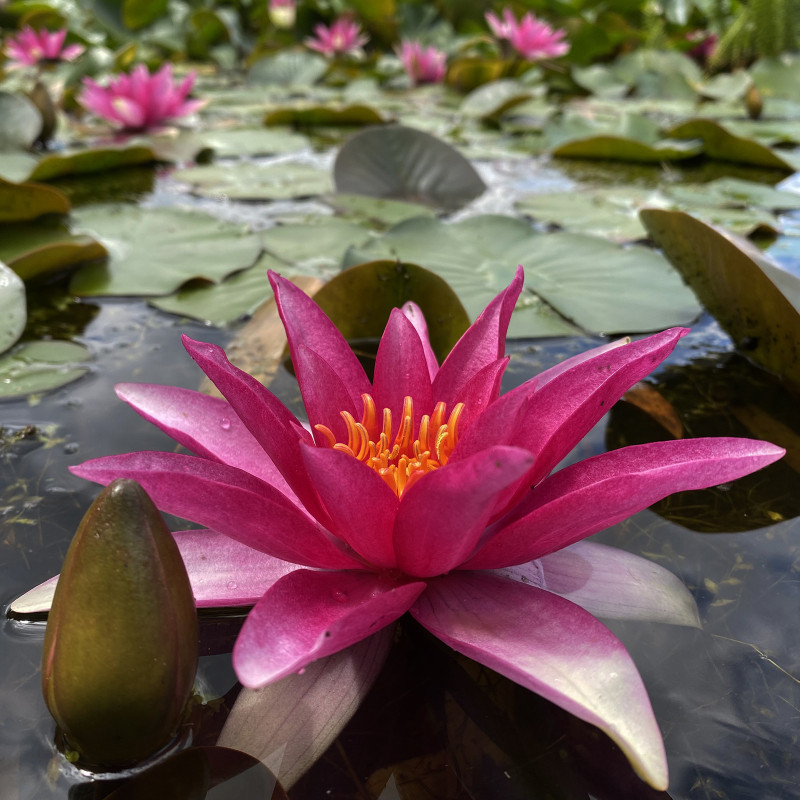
[42,479,198,768]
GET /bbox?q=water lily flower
[398,40,447,85]
[268,0,296,29]
[485,8,569,60]
[35,266,781,789]
[77,63,206,131]
[305,17,368,58]
[4,26,84,68]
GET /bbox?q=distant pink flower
[485,8,569,60]
[305,17,368,58]
[4,26,84,68]
[268,0,296,29]
[78,63,206,131]
[398,40,446,85]
[686,30,717,64]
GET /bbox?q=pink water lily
[21,268,783,789]
[485,8,570,60]
[398,40,446,85]
[4,26,84,68]
[305,17,368,58]
[78,63,206,131]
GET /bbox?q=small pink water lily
[485,8,570,60]
[305,17,369,58]
[77,63,206,131]
[398,40,447,85]
[43,267,784,789]
[4,26,84,68]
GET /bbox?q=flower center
[315,393,464,498]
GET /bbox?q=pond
[3,50,800,800]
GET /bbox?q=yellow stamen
[314,393,464,499]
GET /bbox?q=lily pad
[69,206,262,296]
[666,119,798,171]
[640,208,800,391]
[0,262,26,357]
[27,146,158,182]
[0,177,70,222]
[343,215,700,336]
[264,103,387,127]
[460,80,535,121]
[0,221,108,282]
[333,125,486,212]
[0,92,42,152]
[312,260,471,364]
[248,50,329,87]
[0,340,91,399]
[552,135,703,163]
[201,127,309,157]
[172,161,332,201]
[322,193,435,228]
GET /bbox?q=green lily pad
[322,193,434,228]
[172,161,332,201]
[694,70,752,102]
[0,261,26,356]
[611,49,701,100]
[333,125,486,212]
[201,127,309,157]
[666,119,798,170]
[68,206,262,296]
[640,208,800,391]
[151,252,287,326]
[28,146,159,182]
[0,221,108,281]
[248,50,329,87]
[571,64,629,99]
[0,177,70,222]
[460,80,535,121]
[750,55,800,100]
[342,215,700,336]
[264,103,387,127]
[0,92,41,151]
[313,260,471,364]
[0,340,91,399]
[0,152,40,183]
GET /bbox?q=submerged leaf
[0,340,91,399]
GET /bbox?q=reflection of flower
[78,63,206,131]
[4,26,84,68]
[305,17,368,58]
[268,0,296,29]
[71,268,783,790]
[398,40,446,85]
[485,8,569,60]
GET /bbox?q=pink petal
[433,265,523,409]
[373,307,433,428]
[466,437,785,569]
[411,572,668,790]
[233,569,426,687]
[110,96,146,129]
[70,451,363,570]
[181,336,328,524]
[495,541,700,627]
[401,301,438,382]
[393,445,534,577]
[114,382,297,499]
[269,271,370,409]
[301,444,399,568]
[450,357,508,431]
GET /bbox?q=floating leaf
[640,208,800,391]
[0,261,26,357]
[264,103,387,127]
[0,92,41,151]
[201,127,309,157]
[28,145,158,182]
[248,50,329,87]
[0,221,108,281]
[344,215,700,336]
[333,125,486,211]
[445,57,506,93]
[122,0,168,29]
[69,205,262,296]
[312,260,471,364]
[323,193,435,228]
[552,134,703,163]
[0,177,70,222]
[460,80,535,121]
[0,340,91,399]
[667,118,798,170]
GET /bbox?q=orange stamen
[315,393,464,498]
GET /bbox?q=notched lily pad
[0,340,91,399]
[27,145,159,182]
[264,103,387,127]
[460,80,535,121]
[640,208,800,392]
[0,177,70,222]
[333,125,486,212]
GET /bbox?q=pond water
[2,119,800,797]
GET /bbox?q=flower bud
[745,84,763,120]
[42,479,198,768]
